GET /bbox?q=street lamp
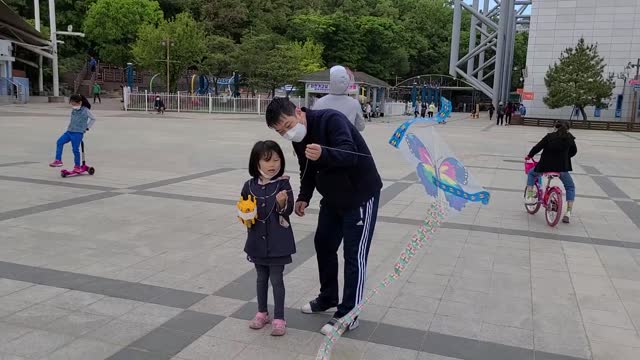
[628,59,640,122]
[160,39,175,93]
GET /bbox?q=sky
[463,0,532,15]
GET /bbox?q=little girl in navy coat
[241,140,295,336]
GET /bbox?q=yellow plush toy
[237,194,257,228]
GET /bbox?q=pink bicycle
[524,158,563,227]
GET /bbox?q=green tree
[200,0,249,42]
[261,40,324,96]
[287,14,408,79]
[236,34,324,96]
[256,45,304,97]
[132,12,208,91]
[84,0,163,66]
[356,16,409,79]
[544,38,615,121]
[398,0,454,75]
[202,36,238,95]
[236,34,284,95]
[511,31,528,90]
[289,39,325,74]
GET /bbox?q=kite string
[319,145,373,158]
[315,199,449,360]
[300,145,373,182]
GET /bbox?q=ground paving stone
[1,105,639,359]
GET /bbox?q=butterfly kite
[316,97,490,360]
[405,132,489,211]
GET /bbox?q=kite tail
[315,199,449,360]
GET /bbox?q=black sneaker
[300,298,337,314]
[320,317,359,336]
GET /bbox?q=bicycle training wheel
[524,184,541,215]
[545,188,563,227]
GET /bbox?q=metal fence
[125,91,303,114]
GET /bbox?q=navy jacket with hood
[241,176,296,263]
[293,108,382,210]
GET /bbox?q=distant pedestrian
[497,102,505,126]
[488,104,495,121]
[519,103,527,116]
[420,102,427,118]
[89,56,97,74]
[505,102,514,125]
[413,103,420,118]
[92,82,101,104]
[365,103,372,122]
[153,96,165,114]
[428,102,436,118]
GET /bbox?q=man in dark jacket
[265,97,382,335]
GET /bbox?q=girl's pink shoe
[249,312,270,330]
[271,319,286,336]
[49,160,63,167]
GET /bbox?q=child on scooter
[49,95,96,172]
[239,140,295,336]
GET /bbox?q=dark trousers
[255,264,285,320]
[314,192,380,319]
[506,113,512,125]
[93,94,101,103]
[489,110,494,120]
[497,114,504,125]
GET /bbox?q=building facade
[523,0,640,121]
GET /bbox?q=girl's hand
[276,190,288,208]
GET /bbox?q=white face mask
[258,167,280,181]
[72,105,81,110]
[282,123,307,143]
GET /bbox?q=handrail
[520,117,640,132]
[0,77,26,104]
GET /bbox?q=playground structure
[392,74,488,114]
[147,71,240,96]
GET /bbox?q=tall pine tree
[544,38,614,121]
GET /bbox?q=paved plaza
[0,103,640,360]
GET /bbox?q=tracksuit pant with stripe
[315,192,380,319]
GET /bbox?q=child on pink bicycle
[524,120,577,223]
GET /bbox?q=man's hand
[276,190,288,208]
[305,144,322,161]
[294,201,308,217]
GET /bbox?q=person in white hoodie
[312,65,366,131]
